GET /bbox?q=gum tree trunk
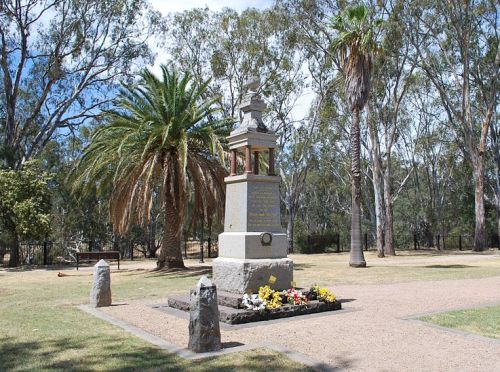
[350,107,366,267]
[8,234,19,267]
[368,108,385,258]
[472,159,486,251]
[383,156,395,256]
[287,208,295,253]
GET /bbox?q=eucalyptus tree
[413,0,499,250]
[166,7,305,142]
[368,0,420,256]
[0,0,160,170]
[72,67,229,269]
[331,5,382,267]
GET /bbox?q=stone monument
[188,276,222,353]
[212,77,293,294]
[90,259,112,307]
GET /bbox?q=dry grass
[1,250,499,371]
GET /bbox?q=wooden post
[230,149,237,176]
[253,151,259,174]
[199,221,205,263]
[268,148,275,175]
[459,234,462,251]
[437,234,441,250]
[413,233,417,250]
[184,234,188,259]
[43,240,48,265]
[245,145,253,174]
[207,222,212,258]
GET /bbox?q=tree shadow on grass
[146,266,212,279]
[0,336,322,371]
[0,336,184,372]
[424,264,477,269]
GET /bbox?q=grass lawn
[1,250,499,371]
[419,306,500,340]
[0,264,310,371]
[291,250,500,286]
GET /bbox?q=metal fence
[19,241,53,265]
[304,233,500,253]
[10,238,218,266]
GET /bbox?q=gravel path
[100,273,500,371]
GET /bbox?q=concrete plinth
[212,257,293,294]
[218,232,287,259]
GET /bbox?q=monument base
[212,257,293,294]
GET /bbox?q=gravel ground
[99,258,500,372]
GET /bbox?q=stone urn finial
[245,76,260,94]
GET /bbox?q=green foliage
[70,66,230,268]
[296,231,338,254]
[0,161,52,240]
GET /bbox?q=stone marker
[188,276,222,353]
[90,259,111,307]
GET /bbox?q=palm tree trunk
[350,107,366,267]
[157,178,185,269]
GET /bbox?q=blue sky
[150,0,274,14]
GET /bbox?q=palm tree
[331,5,382,267]
[72,66,229,269]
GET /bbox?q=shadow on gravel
[424,264,477,269]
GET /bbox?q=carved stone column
[230,149,237,176]
[245,145,253,174]
[268,148,275,176]
[253,152,259,175]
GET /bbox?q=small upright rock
[90,259,111,307]
[188,276,222,353]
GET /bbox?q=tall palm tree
[331,5,382,267]
[72,66,229,269]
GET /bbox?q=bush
[296,231,338,254]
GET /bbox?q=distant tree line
[0,0,498,267]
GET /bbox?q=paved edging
[77,304,341,372]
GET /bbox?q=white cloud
[150,0,273,14]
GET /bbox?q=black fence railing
[183,238,219,260]
[294,232,500,253]
[19,241,53,265]
[8,238,219,266]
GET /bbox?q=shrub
[296,231,338,254]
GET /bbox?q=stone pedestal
[213,257,293,294]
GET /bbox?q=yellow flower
[318,287,336,303]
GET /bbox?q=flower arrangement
[242,293,266,311]
[242,285,282,311]
[258,285,282,309]
[310,284,336,303]
[242,281,337,312]
[282,288,308,305]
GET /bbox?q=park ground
[1,250,500,371]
